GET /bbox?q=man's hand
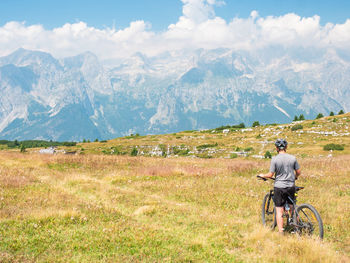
[257,174,267,181]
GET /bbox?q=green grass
[1,113,350,262]
[0,152,349,262]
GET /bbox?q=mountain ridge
[0,48,348,141]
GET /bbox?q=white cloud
[0,0,349,60]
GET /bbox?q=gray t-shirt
[269,153,300,188]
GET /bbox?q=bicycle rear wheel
[262,193,276,229]
[296,204,324,239]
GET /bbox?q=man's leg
[275,206,284,233]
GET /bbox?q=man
[258,139,301,234]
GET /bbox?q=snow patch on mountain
[273,101,291,119]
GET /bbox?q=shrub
[172,147,189,156]
[62,142,77,146]
[299,114,305,120]
[291,124,303,131]
[264,151,272,159]
[196,153,213,159]
[125,133,141,139]
[338,110,345,115]
[20,144,26,153]
[252,121,260,127]
[323,144,344,151]
[330,111,334,116]
[159,144,167,157]
[130,147,138,156]
[197,143,218,150]
[230,153,238,159]
[178,149,190,156]
[316,113,324,119]
[215,123,245,131]
[244,147,254,152]
[111,146,123,155]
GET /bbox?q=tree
[329,111,334,116]
[299,114,305,120]
[338,110,345,115]
[20,144,26,153]
[94,138,99,142]
[130,147,138,156]
[316,113,324,119]
[252,121,260,127]
[293,115,299,121]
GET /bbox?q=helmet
[275,139,288,150]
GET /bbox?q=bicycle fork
[266,190,274,214]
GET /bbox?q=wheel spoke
[262,194,276,229]
[296,204,323,239]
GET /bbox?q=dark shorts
[273,187,295,207]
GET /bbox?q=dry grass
[0,151,349,262]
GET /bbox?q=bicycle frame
[266,187,313,233]
[259,175,323,238]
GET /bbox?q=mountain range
[0,48,349,141]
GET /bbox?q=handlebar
[256,175,275,181]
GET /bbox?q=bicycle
[257,176,324,239]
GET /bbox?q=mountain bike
[257,176,324,239]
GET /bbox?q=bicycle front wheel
[262,193,276,229]
[296,204,324,239]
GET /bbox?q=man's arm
[258,158,275,179]
[295,169,301,179]
[259,172,274,179]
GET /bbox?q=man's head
[275,139,288,152]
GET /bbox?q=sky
[0,0,349,59]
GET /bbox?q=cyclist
[258,139,301,234]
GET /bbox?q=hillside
[20,112,348,159]
[0,114,349,262]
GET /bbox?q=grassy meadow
[1,114,350,262]
[0,151,349,262]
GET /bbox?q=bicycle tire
[262,193,276,229]
[296,204,324,239]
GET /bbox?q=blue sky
[1,0,349,30]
